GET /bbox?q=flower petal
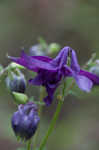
[44,85,57,106]
[32,56,52,62]
[9,51,57,72]
[51,46,70,68]
[64,66,93,92]
[70,50,80,72]
[75,75,93,92]
[79,69,99,85]
[44,96,53,106]
[63,65,73,76]
[29,75,43,86]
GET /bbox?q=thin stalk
[39,99,63,150]
[33,87,44,150]
[39,81,66,150]
[27,140,32,150]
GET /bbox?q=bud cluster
[2,64,40,141]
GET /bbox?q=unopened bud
[95,59,99,65]
[12,92,28,104]
[89,66,99,76]
[48,43,60,54]
[9,62,25,70]
[5,72,26,93]
[57,95,62,101]
[29,44,45,56]
[11,102,40,140]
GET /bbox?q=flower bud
[5,72,26,93]
[89,65,99,76]
[95,59,99,64]
[12,92,28,104]
[9,62,25,70]
[11,102,40,140]
[29,44,45,56]
[48,43,60,54]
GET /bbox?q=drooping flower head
[9,46,99,105]
[11,102,40,140]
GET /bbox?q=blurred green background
[1,0,99,150]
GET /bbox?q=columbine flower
[11,102,40,140]
[9,47,69,105]
[9,46,99,105]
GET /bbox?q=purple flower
[9,47,69,105]
[9,46,99,105]
[11,102,40,140]
[64,49,99,92]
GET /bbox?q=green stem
[33,87,44,150]
[39,99,63,150]
[39,80,73,150]
[27,140,32,150]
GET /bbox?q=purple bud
[11,102,40,140]
[6,72,26,93]
[29,44,46,56]
[89,66,99,76]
